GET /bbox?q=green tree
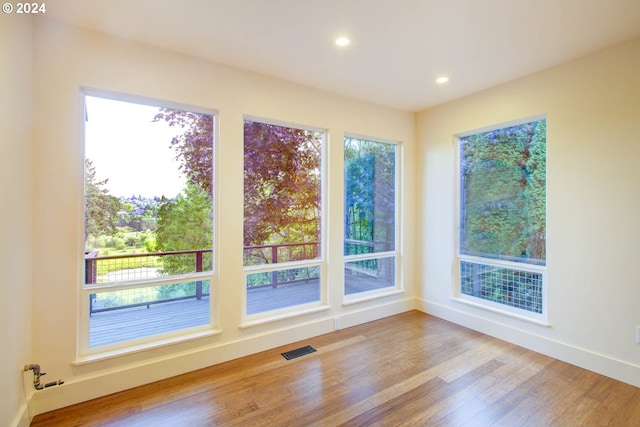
[524,120,546,259]
[153,107,214,275]
[460,120,546,261]
[155,184,213,274]
[117,195,161,232]
[344,138,396,254]
[84,159,120,244]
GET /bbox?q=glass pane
[460,261,542,313]
[344,138,396,255]
[459,119,546,263]
[246,266,320,315]
[84,96,214,285]
[345,257,395,295]
[243,120,322,266]
[89,280,210,347]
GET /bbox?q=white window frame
[240,115,328,326]
[77,87,219,360]
[453,116,548,324]
[343,133,402,304]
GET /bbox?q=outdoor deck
[86,242,396,347]
[90,297,211,347]
[89,276,392,348]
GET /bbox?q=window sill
[73,328,222,366]
[451,296,551,327]
[239,305,330,329]
[343,288,404,306]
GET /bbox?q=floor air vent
[281,345,317,360]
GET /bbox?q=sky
[84,95,186,198]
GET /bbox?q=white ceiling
[46,0,640,112]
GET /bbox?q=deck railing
[85,239,391,314]
[243,241,319,288]
[86,242,321,314]
[85,249,211,314]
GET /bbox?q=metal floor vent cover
[281,345,317,360]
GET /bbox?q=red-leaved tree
[154,111,322,263]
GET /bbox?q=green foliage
[344,138,396,254]
[144,233,157,252]
[84,159,121,243]
[524,120,546,258]
[117,195,162,232]
[112,237,126,250]
[461,120,546,262]
[155,184,213,274]
[156,281,210,299]
[96,280,210,308]
[96,287,159,308]
[94,251,161,276]
[246,267,320,288]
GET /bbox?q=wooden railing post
[195,251,203,300]
[85,251,98,315]
[271,245,278,288]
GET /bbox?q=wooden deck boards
[246,280,320,315]
[89,298,211,347]
[90,277,392,347]
[90,280,328,347]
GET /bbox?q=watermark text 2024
[2,3,47,14]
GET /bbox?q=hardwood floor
[32,311,640,426]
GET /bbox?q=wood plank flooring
[32,311,640,426]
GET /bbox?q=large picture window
[82,92,215,350]
[243,119,324,317]
[344,136,398,296]
[457,118,546,318]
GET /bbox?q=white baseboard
[10,402,30,427]
[337,297,415,330]
[29,298,414,416]
[416,298,640,388]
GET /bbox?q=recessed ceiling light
[335,37,350,47]
[436,76,449,84]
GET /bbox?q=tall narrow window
[344,136,398,296]
[82,93,214,350]
[458,118,546,318]
[243,119,324,316]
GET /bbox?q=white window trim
[452,115,548,324]
[77,87,220,358]
[73,327,222,366]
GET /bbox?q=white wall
[28,18,415,414]
[1,14,34,427]
[416,37,640,386]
